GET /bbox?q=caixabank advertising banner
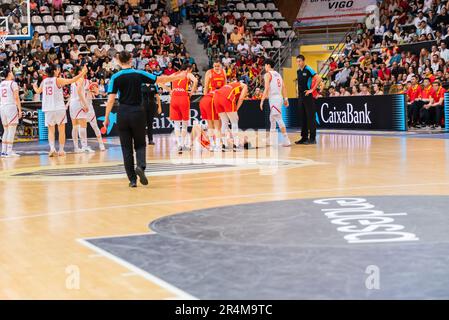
[314,94,407,131]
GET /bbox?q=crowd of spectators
[0,0,199,101]
[188,1,282,95]
[316,0,449,127]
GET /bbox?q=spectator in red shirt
[406,75,422,127]
[377,63,391,83]
[148,57,159,70]
[421,80,446,128]
[261,20,276,41]
[163,62,176,75]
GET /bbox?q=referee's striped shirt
[108,68,158,107]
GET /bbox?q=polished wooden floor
[1,131,449,299]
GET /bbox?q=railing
[317,20,358,82]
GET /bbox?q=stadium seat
[273,12,283,19]
[32,16,43,25]
[58,25,69,34]
[150,4,158,11]
[85,34,96,42]
[72,6,81,14]
[20,16,28,25]
[86,5,93,11]
[62,35,71,43]
[233,12,241,20]
[271,21,279,28]
[46,25,58,34]
[272,40,282,49]
[131,33,142,41]
[262,40,272,49]
[114,44,125,52]
[121,33,132,43]
[54,15,65,24]
[43,15,54,25]
[40,6,51,14]
[263,12,273,20]
[51,35,62,45]
[243,12,252,20]
[267,3,277,10]
[279,21,290,28]
[103,44,111,51]
[66,15,74,24]
[246,3,256,11]
[256,3,266,11]
[65,5,73,14]
[248,21,258,28]
[75,34,85,43]
[259,21,267,28]
[252,12,263,20]
[125,44,135,52]
[38,36,45,42]
[90,44,98,52]
[277,30,286,39]
[97,5,105,13]
[236,3,246,11]
[35,26,46,34]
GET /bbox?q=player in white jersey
[259,59,291,147]
[69,67,91,153]
[33,64,87,157]
[84,79,106,151]
[0,69,22,157]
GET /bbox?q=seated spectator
[236,38,250,57]
[230,27,243,45]
[251,88,262,100]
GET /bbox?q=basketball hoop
[0,31,8,49]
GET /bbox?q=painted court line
[77,238,197,300]
[2,181,449,222]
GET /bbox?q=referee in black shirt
[295,55,321,145]
[104,51,186,187]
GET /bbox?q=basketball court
[1,0,449,302]
[1,130,449,299]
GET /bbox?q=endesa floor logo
[98,112,117,135]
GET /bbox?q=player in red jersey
[199,60,227,151]
[214,80,248,151]
[169,64,198,152]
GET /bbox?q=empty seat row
[34,25,70,35]
[235,3,277,11]
[231,11,284,20]
[32,15,66,25]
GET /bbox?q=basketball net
[0,31,8,49]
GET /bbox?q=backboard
[0,0,32,40]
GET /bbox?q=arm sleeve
[138,70,157,84]
[107,74,119,94]
[306,66,317,77]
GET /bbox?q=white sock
[182,121,189,147]
[72,125,79,149]
[7,126,16,153]
[1,129,7,153]
[208,131,215,148]
[79,127,88,149]
[90,120,101,137]
[49,140,56,151]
